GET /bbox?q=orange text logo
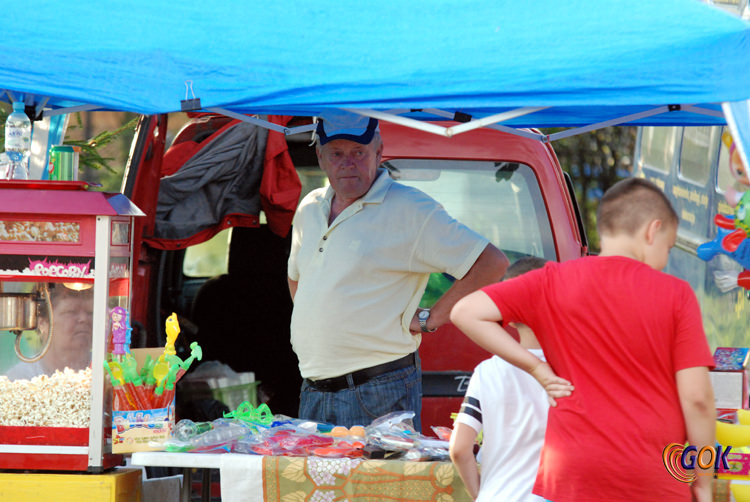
[662,443,731,483]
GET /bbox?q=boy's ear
[644,219,663,245]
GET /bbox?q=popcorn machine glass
[0,181,143,471]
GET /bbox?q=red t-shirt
[482,256,714,502]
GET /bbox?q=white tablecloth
[131,451,264,502]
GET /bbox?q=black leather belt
[306,352,417,392]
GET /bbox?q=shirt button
[322,236,327,240]
[319,248,324,252]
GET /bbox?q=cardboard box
[711,347,749,410]
[111,348,176,453]
[112,402,174,453]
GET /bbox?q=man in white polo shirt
[287,110,508,430]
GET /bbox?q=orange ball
[331,426,349,437]
[349,425,366,438]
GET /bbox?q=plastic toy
[697,191,750,290]
[162,312,180,361]
[224,401,274,426]
[104,360,136,410]
[175,341,203,382]
[109,306,132,357]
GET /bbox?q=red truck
[123,113,587,429]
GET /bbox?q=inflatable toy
[697,191,750,290]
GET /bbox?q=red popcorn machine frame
[0,180,143,472]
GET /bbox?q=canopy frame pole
[421,108,546,141]
[43,104,101,117]
[207,107,289,134]
[3,89,18,102]
[34,97,50,119]
[344,108,450,136]
[286,124,317,135]
[682,105,724,119]
[207,107,317,135]
[546,105,673,142]
[445,107,549,136]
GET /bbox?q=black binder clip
[180,81,202,112]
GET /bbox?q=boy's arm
[675,366,715,502]
[449,422,480,500]
[450,291,574,406]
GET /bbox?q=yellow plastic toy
[717,420,750,447]
[733,482,750,502]
[160,312,180,361]
[717,417,750,498]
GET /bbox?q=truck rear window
[383,159,555,262]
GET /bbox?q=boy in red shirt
[451,178,715,502]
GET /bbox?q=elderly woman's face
[43,293,94,371]
[317,138,383,203]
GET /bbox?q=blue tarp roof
[1,0,749,129]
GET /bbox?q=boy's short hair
[504,256,549,280]
[596,178,678,237]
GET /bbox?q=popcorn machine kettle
[0,180,143,472]
[0,283,53,362]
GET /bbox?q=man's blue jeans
[299,358,422,431]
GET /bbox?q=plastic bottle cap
[12,101,24,112]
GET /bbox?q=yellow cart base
[0,467,142,502]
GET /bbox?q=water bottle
[4,101,31,179]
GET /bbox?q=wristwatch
[418,309,437,333]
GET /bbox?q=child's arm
[676,366,715,502]
[449,422,480,500]
[451,291,574,406]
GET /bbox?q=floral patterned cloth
[262,456,472,502]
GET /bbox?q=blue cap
[315,110,379,146]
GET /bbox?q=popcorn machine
[0,180,143,471]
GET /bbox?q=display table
[131,451,472,502]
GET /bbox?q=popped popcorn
[0,367,91,427]
[0,220,80,243]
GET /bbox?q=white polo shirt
[288,169,488,380]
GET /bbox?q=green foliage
[542,127,637,252]
[63,112,138,174]
[0,106,136,190]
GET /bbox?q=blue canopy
[1,0,749,133]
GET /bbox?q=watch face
[418,310,429,321]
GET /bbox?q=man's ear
[375,139,384,164]
[645,219,663,245]
[315,145,324,170]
